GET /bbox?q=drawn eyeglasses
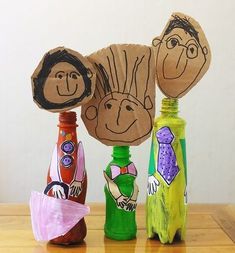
[166,37,199,59]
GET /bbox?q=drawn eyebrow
[55,71,65,77]
[166,34,183,41]
[120,99,138,107]
[70,71,80,77]
[186,39,199,47]
[104,98,118,105]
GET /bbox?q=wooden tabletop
[0,203,235,253]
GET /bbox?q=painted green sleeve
[148,134,156,175]
[180,139,187,184]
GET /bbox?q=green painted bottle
[104,146,138,240]
[146,98,187,243]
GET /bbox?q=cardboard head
[152,12,211,98]
[31,47,96,113]
[81,44,155,146]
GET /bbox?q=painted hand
[147,175,160,195]
[52,185,66,199]
[70,180,82,197]
[116,195,128,209]
[124,199,137,212]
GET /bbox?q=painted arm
[49,145,61,182]
[147,132,160,196]
[130,182,139,201]
[124,182,139,212]
[70,142,85,197]
[103,171,128,209]
[74,141,85,181]
[47,145,67,199]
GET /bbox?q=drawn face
[32,47,96,113]
[85,92,152,144]
[161,29,206,78]
[43,62,86,104]
[156,28,207,97]
[81,44,155,146]
[153,13,211,98]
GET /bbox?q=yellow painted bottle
[146,98,187,243]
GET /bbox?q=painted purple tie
[156,126,179,185]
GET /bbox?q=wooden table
[0,204,235,253]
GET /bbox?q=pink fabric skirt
[29,191,90,242]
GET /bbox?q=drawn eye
[126,105,133,111]
[70,72,80,79]
[166,38,179,49]
[55,72,64,79]
[71,74,77,79]
[186,44,198,59]
[105,103,112,109]
[56,74,63,79]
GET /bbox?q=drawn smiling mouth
[56,84,78,96]
[163,53,188,80]
[105,120,137,134]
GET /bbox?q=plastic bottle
[104,146,138,240]
[146,98,187,243]
[46,111,88,245]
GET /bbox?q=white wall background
[0,0,234,203]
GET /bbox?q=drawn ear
[85,105,98,120]
[87,68,93,79]
[144,96,153,110]
[203,46,208,55]
[152,37,161,47]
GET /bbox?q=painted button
[61,155,74,168]
[61,141,75,154]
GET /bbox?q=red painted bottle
[45,111,87,245]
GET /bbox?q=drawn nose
[116,107,122,126]
[176,48,185,69]
[66,74,70,92]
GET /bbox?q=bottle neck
[160,98,179,117]
[112,146,131,164]
[58,111,78,128]
[57,111,78,143]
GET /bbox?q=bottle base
[105,228,136,241]
[49,218,87,245]
[147,228,185,244]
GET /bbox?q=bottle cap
[161,98,179,113]
[59,111,77,124]
[112,146,130,159]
